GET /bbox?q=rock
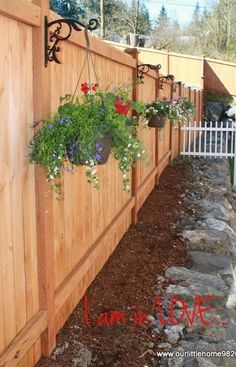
[183,229,230,255]
[183,358,198,367]
[151,357,159,366]
[180,216,199,230]
[162,357,170,367]
[226,286,236,308]
[205,190,232,210]
[165,324,185,334]
[199,325,226,342]
[157,275,166,283]
[155,288,163,296]
[71,341,92,367]
[158,342,172,350]
[197,359,218,367]
[180,340,215,351]
[197,200,230,223]
[205,102,224,122]
[226,105,236,118]
[184,330,199,341]
[168,348,185,367]
[186,251,231,276]
[165,267,228,293]
[165,279,227,304]
[165,330,180,344]
[201,219,236,248]
[148,342,155,349]
[208,177,229,191]
[180,341,223,366]
[165,285,193,302]
[51,342,69,359]
[147,315,156,323]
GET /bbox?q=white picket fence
[180,120,236,186]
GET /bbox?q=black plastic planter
[148,115,167,128]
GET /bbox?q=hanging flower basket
[67,133,113,166]
[145,98,170,129]
[148,115,167,128]
[145,97,195,129]
[29,83,148,195]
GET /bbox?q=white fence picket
[181,120,235,158]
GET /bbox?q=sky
[142,0,212,26]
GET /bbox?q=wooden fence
[108,42,236,99]
[0,2,203,366]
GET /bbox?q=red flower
[162,96,168,101]
[92,83,99,92]
[81,82,89,94]
[115,97,130,115]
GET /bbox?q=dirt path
[37,158,193,367]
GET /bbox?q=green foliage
[157,5,169,27]
[49,0,83,19]
[205,92,234,105]
[29,83,147,196]
[78,0,151,38]
[193,2,201,23]
[149,0,236,62]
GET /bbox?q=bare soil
[37,158,193,367]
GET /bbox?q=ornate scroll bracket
[137,63,162,83]
[44,16,98,67]
[158,74,175,89]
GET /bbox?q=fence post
[178,83,183,154]
[32,0,56,356]
[167,50,170,74]
[155,69,160,186]
[124,47,139,224]
[234,120,236,190]
[201,56,205,91]
[169,80,173,162]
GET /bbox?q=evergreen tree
[137,4,151,34]
[157,5,168,27]
[193,2,200,22]
[50,0,82,19]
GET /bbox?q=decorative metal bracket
[172,81,181,92]
[158,74,175,89]
[137,63,162,82]
[44,16,98,67]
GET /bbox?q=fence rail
[109,42,236,99]
[0,2,203,366]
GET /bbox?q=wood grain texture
[0,0,40,26]
[0,2,202,366]
[204,59,236,98]
[0,311,47,367]
[32,0,56,357]
[0,14,39,356]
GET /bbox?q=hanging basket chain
[72,27,100,101]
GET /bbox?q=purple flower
[48,123,54,129]
[32,120,39,127]
[60,117,73,125]
[66,167,73,173]
[95,142,104,152]
[66,139,80,164]
[95,153,103,162]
